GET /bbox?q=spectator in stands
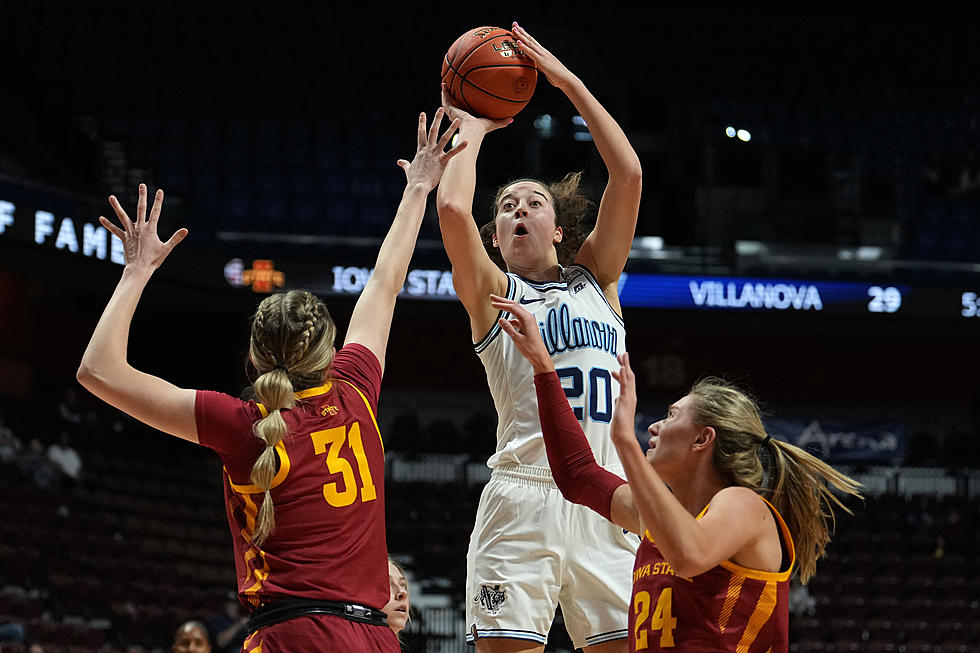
[17,438,58,490]
[0,619,26,645]
[46,430,83,487]
[207,596,248,653]
[382,557,411,636]
[788,578,816,617]
[57,387,84,427]
[0,410,22,464]
[951,147,980,197]
[172,620,211,653]
[75,111,465,652]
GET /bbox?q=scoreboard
[617,274,979,321]
[2,177,977,323]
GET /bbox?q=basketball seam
[459,66,536,104]
[453,31,512,73]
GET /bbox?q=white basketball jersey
[475,264,626,470]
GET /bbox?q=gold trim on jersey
[225,440,292,494]
[719,496,795,582]
[643,494,796,582]
[718,573,745,633]
[335,379,385,455]
[735,579,778,653]
[222,384,335,494]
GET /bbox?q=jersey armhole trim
[336,379,385,455]
[567,264,625,326]
[474,275,515,353]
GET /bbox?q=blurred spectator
[921,149,945,197]
[17,438,59,489]
[951,147,980,196]
[173,620,212,653]
[788,578,815,617]
[46,430,83,487]
[206,597,247,653]
[0,410,22,464]
[57,388,84,427]
[0,619,26,644]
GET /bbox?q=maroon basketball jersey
[629,497,794,652]
[196,343,389,611]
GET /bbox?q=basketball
[441,26,538,120]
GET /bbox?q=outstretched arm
[491,294,640,533]
[76,185,198,442]
[435,86,512,339]
[610,354,778,578]
[513,22,641,297]
[344,109,467,370]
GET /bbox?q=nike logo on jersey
[519,295,545,304]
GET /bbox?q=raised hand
[441,83,512,133]
[489,293,554,374]
[610,352,638,441]
[100,184,187,271]
[397,108,468,192]
[511,22,576,90]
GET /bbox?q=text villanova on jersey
[537,303,619,357]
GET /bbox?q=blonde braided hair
[246,290,337,546]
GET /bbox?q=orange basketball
[441,26,538,120]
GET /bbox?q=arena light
[725,126,737,138]
[736,129,752,142]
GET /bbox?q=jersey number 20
[556,366,613,422]
[311,423,377,507]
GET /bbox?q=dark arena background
[1,2,979,652]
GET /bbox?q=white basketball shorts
[465,463,638,649]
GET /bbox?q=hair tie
[762,435,772,446]
[274,365,289,374]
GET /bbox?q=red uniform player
[77,111,467,652]
[490,294,862,653]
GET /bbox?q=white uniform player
[436,23,642,652]
[466,266,638,648]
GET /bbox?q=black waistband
[247,598,389,633]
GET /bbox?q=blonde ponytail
[689,376,862,584]
[764,438,862,583]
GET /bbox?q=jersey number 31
[311,423,377,507]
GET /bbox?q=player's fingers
[437,117,460,150]
[428,107,445,145]
[98,216,126,240]
[136,184,147,225]
[163,227,189,251]
[489,293,517,312]
[619,352,632,374]
[108,196,134,232]
[443,139,468,161]
[148,188,164,226]
[498,317,520,338]
[417,112,427,150]
[511,23,541,50]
